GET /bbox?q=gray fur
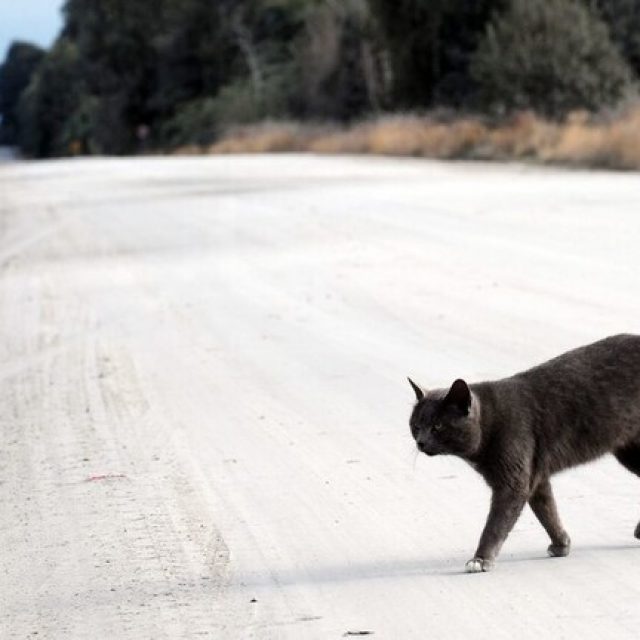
[408,334,640,572]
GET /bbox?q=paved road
[1,155,640,639]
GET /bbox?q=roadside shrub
[160,98,220,148]
[472,0,635,117]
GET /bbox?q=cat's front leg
[466,487,528,573]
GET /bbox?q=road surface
[1,155,640,638]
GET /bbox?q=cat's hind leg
[529,479,571,557]
[614,443,640,539]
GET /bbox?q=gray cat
[408,334,640,572]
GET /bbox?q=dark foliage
[594,0,640,76]
[472,0,633,117]
[369,0,506,108]
[0,0,638,157]
[0,42,45,144]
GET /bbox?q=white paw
[465,557,493,573]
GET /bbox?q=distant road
[1,155,640,639]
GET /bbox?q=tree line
[0,0,638,158]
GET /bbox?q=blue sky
[1,0,64,59]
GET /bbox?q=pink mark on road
[85,473,127,482]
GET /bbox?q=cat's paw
[547,543,570,557]
[634,522,640,540]
[547,534,571,557]
[465,557,493,573]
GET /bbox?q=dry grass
[548,109,640,169]
[178,105,640,171]
[208,121,326,154]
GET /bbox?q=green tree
[153,0,238,117]
[472,0,634,117]
[17,38,87,157]
[62,0,164,153]
[368,0,503,108]
[593,0,640,77]
[219,0,307,120]
[293,0,389,120]
[0,41,45,144]
[154,0,308,145]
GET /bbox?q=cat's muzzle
[416,441,440,456]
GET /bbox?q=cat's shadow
[559,542,639,554]
[236,557,462,588]
[486,542,639,568]
[237,544,639,586]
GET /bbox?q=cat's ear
[443,379,471,414]
[407,377,425,401]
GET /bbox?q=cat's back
[498,335,640,472]
[518,334,640,384]
[508,334,640,432]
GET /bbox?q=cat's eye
[433,422,443,431]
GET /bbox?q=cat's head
[408,378,481,458]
